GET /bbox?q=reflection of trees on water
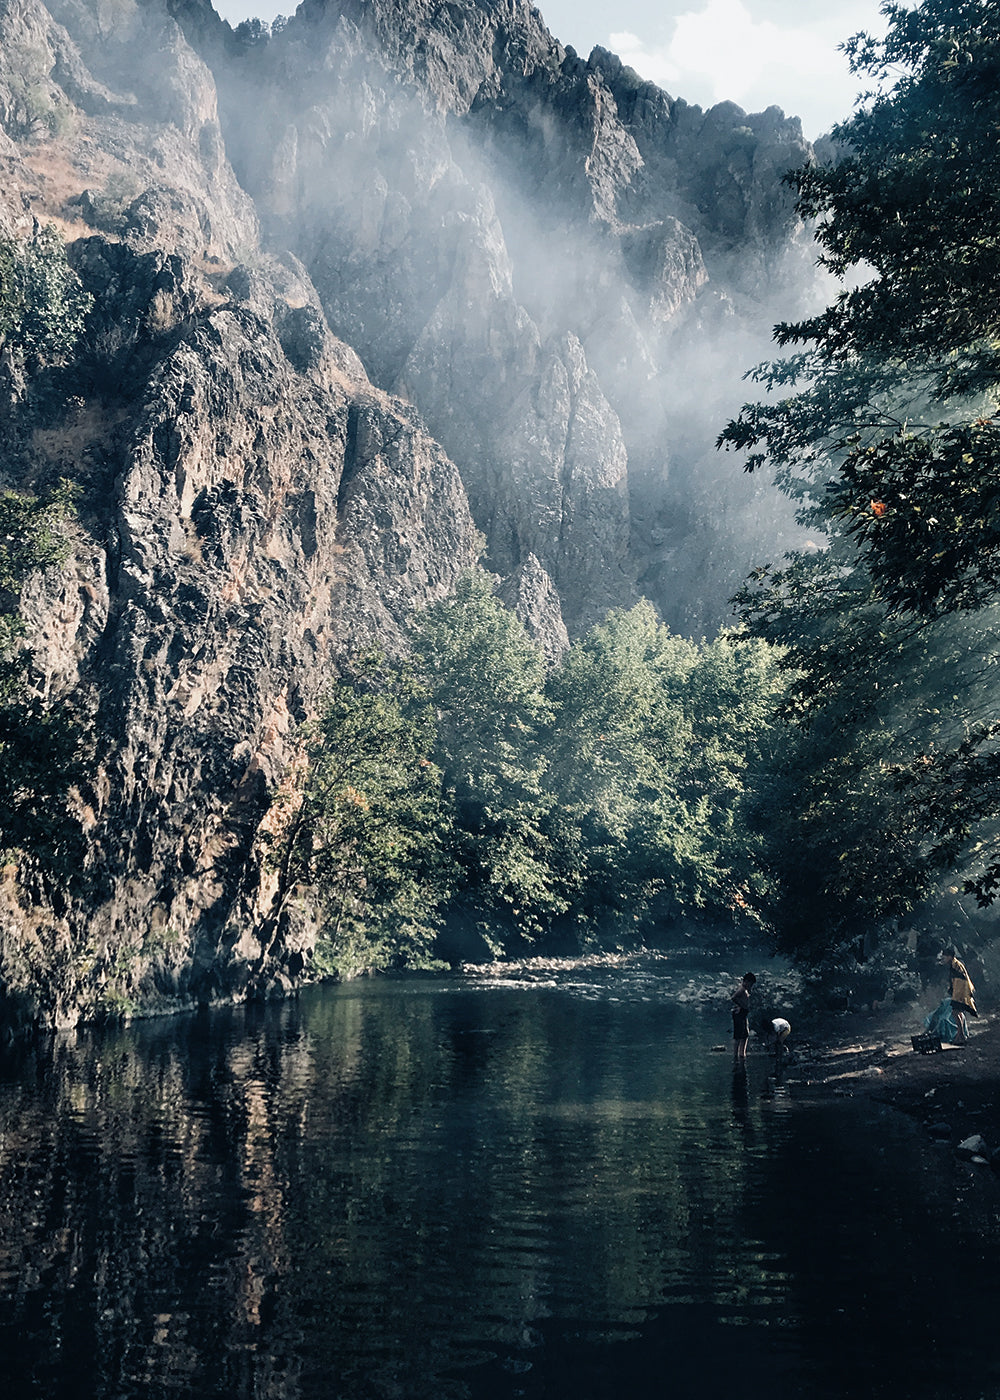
[0,986,797,1397]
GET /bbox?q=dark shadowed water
[1,955,998,1400]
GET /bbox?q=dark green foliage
[829,420,1000,615]
[785,1,1000,385]
[410,572,551,816]
[0,689,90,881]
[0,226,93,373]
[728,484,1000,962]
[264,662,452,977]
[718,0,1000,951]
[0,486,89,881]
[542,602,693,938]
[280,577,786,970]
[0,484,75,622]
[721,0,1000,621]
[544,602,782,939]
[409,572,564,950]
[232,17,271,50]
[677,628,786,918]
[0,231,93,891]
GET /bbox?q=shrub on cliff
[0,485,90,882]
[0,225,93,373]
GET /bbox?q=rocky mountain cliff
[0,0,820,1029]
[183,0,818,634]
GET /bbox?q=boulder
[956,1134,990,1160]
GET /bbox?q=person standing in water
[730,972,756,1059]
[940,947,977,1045]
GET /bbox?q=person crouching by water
[731,973,756,1059]
[768,1016,792,1064]
[940,947,978,1045]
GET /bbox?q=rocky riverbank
[783,1006,1000,1188]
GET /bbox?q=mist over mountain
[179,0,824,635]
[0,0,825,1026]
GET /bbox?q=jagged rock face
[293,0,561,118]
[76,284,475,1014]
[0,0,257,259]
[487,332,630,613]
[497,552,568,663]
[193,5,629,634]
[0,0,480,1028]
[169,0,816,639]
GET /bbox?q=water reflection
[0,966,997,1398]
[729,1062,753,1139]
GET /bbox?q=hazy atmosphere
[2,0,1000,1395]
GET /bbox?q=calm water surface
[0,956,997,1400]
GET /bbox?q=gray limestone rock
[4,257,479,1027]
[0,0,481,1026]
[175,0,817,637]
[497,554,568,663]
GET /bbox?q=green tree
[0,485,89,880]
[0,229,93,894]
[719,0,1000,939]
[722,389,1000,960]
[544,604,785,940]
[264,664,451,978]
[275,588,788,973]
[543,603,697,938]
[408,571,563,951]
[720,1,1000,614]
[0,226,92,373]
[733,544,981,963]
[232,17,270,48]
[678,632,785,923]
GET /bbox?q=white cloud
[606,30,682,90]
[609,0,868,136]
[673,0,835,99]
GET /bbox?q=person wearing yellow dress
[940,947,978,1045]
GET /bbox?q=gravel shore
[781,1005,1000,1178]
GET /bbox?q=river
[0,953,997,1399]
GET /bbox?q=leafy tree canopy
[719,0,1000,934]
[409,570,551,811]
[545,604,784,937]
[408,570,563,948]
[277,581,788,971]
[262,659,451,979]
[722,0,1000,619]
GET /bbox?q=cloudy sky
[213,0,889,140]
